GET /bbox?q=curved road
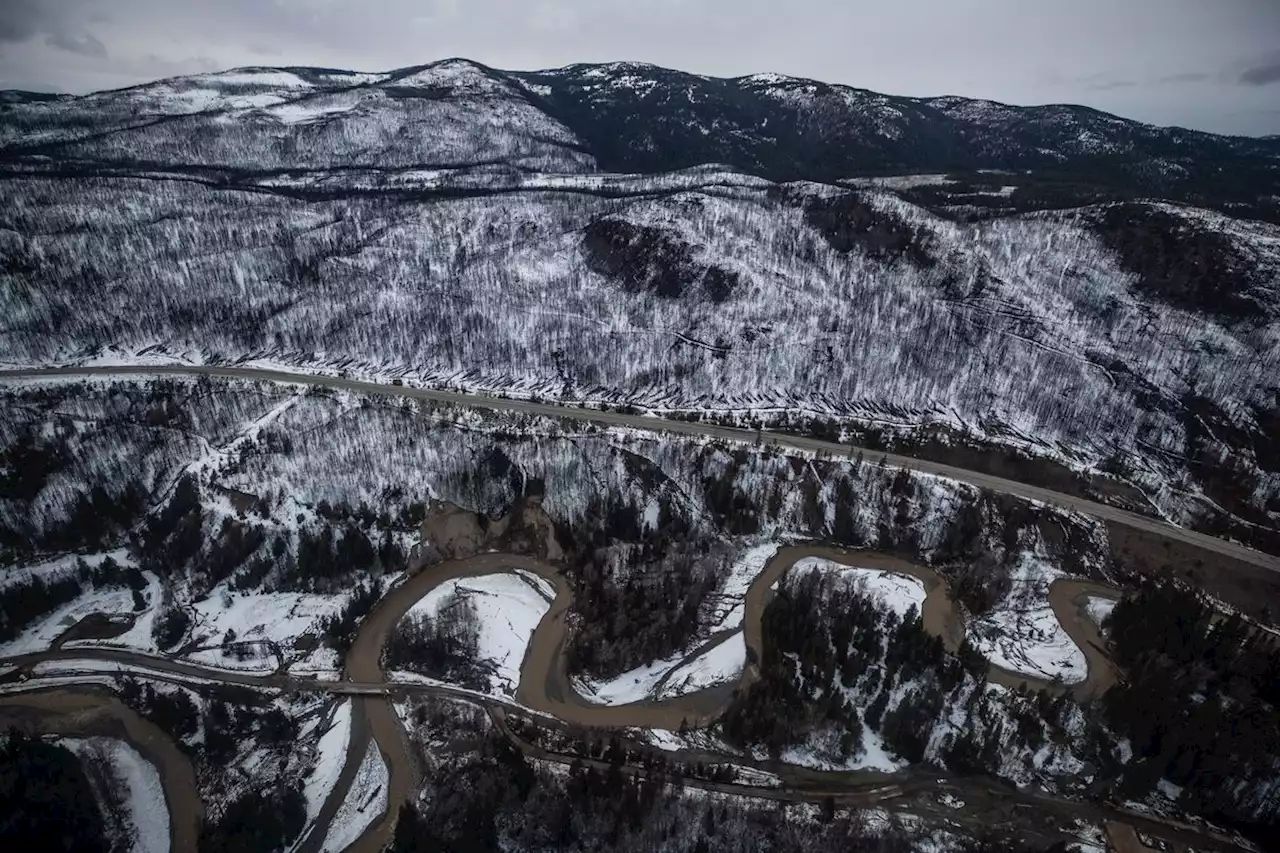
[2,363,1277,573]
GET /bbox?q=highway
[3,363,1277,573]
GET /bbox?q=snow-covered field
[657,632,747,699]
[320,741,387,853]
[300,700,352,832]
[60,736,169,853]
[0,586,139,658]
[791,557,929,617]
[51,581,347,677]
[969,552,1088,684]
[781,724,906,774]
[396,572,552,695]
[574,648,694,706]
[186,588,344,657]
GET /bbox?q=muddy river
[2,543,1123,853]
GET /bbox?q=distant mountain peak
[3,57,1278,221]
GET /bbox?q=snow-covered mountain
[2,58,1278,549]
[6,58,1278,215]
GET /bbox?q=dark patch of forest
[0,729,111,853]
[720,562,1280,838]
[558,494,730,678]
[1101,583,1280,843]
[320,579,382,659]
[722,568,985,763]
[581,219,740,303]
[113,677,306,851]
[389,729,1075,853]
[802,192,936,267]
[0,426,147,561]
[386,591,491,689]
[199,785,306,853]
[1094,203,1263,322]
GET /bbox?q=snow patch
[401,572,551,695]
[60,736,169,853]
[573,648,689,706]
[705,543,780,632]
[1084,596,1117,631]
[302,701,352,829]
[657,631,746,699]
[0,586,138,658]
[791,557,928,617]
[320,739,387,853]
[779,722,906,774]
[969,552,1088,684]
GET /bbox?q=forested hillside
[2,58,1278,551]
[4,375,1280,845]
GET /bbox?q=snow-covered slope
[3,58,1279,545]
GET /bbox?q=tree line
[1101,583,1280,842]
[386,590,490,689]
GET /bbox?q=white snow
[205,70,311,89]
[1084,596,1117,630]
[320,740,387,853]
[302,701,352,829]
[724,765,782,788]
[60,736,169,853]
[184,645,278,673]
[573,649,690,706]
[779,722,906,774]
[969,552,1089,684]
[185,589,344,655]
[791,557,928,618]
[399,572,551,695]
[847,173,956,190]
[657,631,746,699]
[705,543,780,632]
[288,643,341,679]
[513,569,557,603]
[0,586,138,658]
[265,94,363,124]
[74,572,164,656]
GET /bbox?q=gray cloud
[0,0,1277,136]
[0,0,52,41]
[1240,60,1280,86]
[1077,74,1138,91]
[45,32,107,58]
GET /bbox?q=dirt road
[4,364,1277,573]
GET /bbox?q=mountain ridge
[3,57,1279,222]
[7,56,1277,142]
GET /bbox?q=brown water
[0,544,1125,852]
[0,688,202,853]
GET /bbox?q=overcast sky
[2,0,1279,136]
